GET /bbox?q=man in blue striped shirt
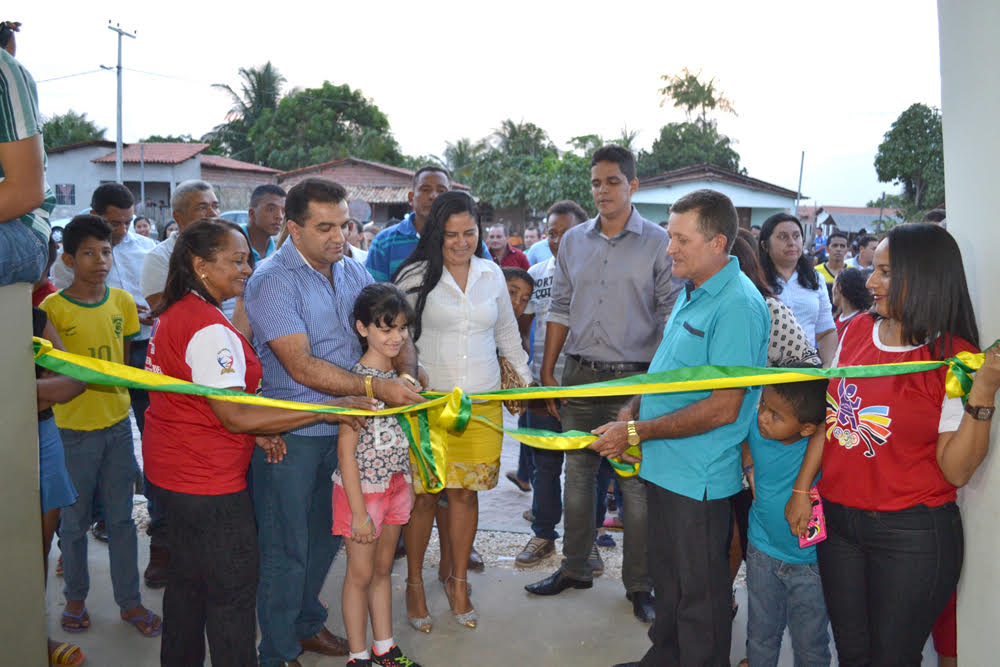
[244,177,423,667]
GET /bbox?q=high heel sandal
[405,579,433,633]
[444,576,478,629]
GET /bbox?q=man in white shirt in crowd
[845,234,877,271]
[513,199,588,568]
[343,217,368,266]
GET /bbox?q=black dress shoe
[626,590,656,623]
[91,521,109,543]
[525,569,592,596]
[612,662,641,667]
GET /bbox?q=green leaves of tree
[41,110,105,151]
[874,103,944,213]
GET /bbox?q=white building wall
[938,0,1000,660]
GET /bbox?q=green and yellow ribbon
[31,337,989,493]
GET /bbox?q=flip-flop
[121,608,162,637]
[60,607,89,633]
[49,641,85,665]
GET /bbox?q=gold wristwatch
[626,420,641,446]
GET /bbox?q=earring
[200,274,206,279]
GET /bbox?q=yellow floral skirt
[412,400,502,493]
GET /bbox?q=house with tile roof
[46,140,279,225]
[277,157,470,223]
[633,163,802,231]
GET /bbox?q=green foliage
[637,121,742,176]
[247,81,404,171]
[639,68,742,177]
[659,67,736,124]
[457,119,594,215]
[874,103,945,212]
[41,110,105,151]
[206,62,285,162]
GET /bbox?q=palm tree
[490,119,553,157]
[204,62,286,162]
[444,137,486,182]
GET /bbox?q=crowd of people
[4,18,1000,667]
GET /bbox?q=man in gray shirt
[525,145,682,624]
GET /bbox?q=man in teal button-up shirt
[592,189,769,667]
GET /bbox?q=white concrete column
[0,282,46,663]
[938,0,1000,660]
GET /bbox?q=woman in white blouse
[758,213,837,366]
[394,191,531,630]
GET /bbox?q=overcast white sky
[18,0,942,206]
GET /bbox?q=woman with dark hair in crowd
[158,220,178,242]
[758,213,837,366]
[832,267,872,335]
[786,223,1000,665]
[393,191,531,630]
[143,218,372,666]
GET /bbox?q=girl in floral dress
[334,283,422,667]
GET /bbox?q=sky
[17,0,942,206]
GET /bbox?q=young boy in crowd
[39,215,162,637]
[503,266,534,320]
[740,376,831,666]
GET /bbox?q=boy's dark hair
[923,208,947,223]
[502,266,533,289]
[591,144,637,182]
[286,178,348,227]
[834,267,872,313]
[62,215,112,256]
[353,283,416,351]
[769,362,828,426]
[856,234,877,250]
[90,182,135,215]
[828,230,849,244]
[249,184,286,208]
[546,199,588,223]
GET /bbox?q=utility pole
[105,22,136,184]
[794,150,805,218]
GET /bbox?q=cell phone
[798,486,828,548]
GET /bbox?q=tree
[638,68,742,177]
[205,62,286,162]
[443,138,485,182]
[874,103,944,213]
[457,119,593,215]
[41,110,105,151]
[247,81,404,171]
[659,67,736,125]
[638,122,742,176]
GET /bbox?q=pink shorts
[332,472,413,538]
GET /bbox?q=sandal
[405,579,432,634]
[438,575,471,593]
[444,576,477,629]
[49,640,85,666]
[60,607,89,633]
[120,608,163,637]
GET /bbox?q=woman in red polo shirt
[786,223,1000,665]
[143,219,372,667]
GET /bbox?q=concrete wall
[201,164,278,213]
[938,0,1000,660]
[0,283,46,664]
[633,179,797,210]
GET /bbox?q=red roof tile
[200,154,279,173]
[93,142,209,165]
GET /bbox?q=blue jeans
[525,411,564,540]
[0,221,46,285]
[58,418,141,610]
[746,543,831,667]
[252,433,342,667]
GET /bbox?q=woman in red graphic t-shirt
[143,219,374,666]
[785,223,1000,665]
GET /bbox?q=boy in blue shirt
[741,377,831,666]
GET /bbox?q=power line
[36,69,106,83]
